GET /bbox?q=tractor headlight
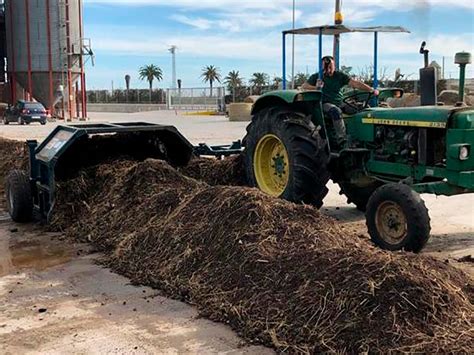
[459,146,470,160]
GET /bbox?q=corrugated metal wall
[5,0,86,119]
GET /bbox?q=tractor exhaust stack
[419,41,437,106]
[454,52,472,103]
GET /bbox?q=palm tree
[272,76,282,90]
[250,72,269,95]
[201,65,221,97]
[224,70,243,102]
[139,64,163,103]
[294,72,310,87]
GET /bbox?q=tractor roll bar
[282,25,410,90]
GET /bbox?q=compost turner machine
[4,122,241,224]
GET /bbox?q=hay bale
[228,103,253,122]
[387,93,421,107]
[244,96,260,103]
[50,158,473,353]
[438,90,463,105]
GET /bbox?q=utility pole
[168,45,177,90]
[291,0,296,89]
[333,0,343,70]
[442,56,445,79]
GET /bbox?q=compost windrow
[46,157,473,353]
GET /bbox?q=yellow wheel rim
[253,134,290,197]
[375,201,408,245]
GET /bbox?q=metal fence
[166,87,226,111]
[87,89,166,104]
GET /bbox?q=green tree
[201,65,221,97]
[139,64,163,103]
[250,72,269,94]
[224,70,243,102]
[272,76,283,90]
[340,65,353,75]
[294,72,309,87]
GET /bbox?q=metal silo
[4,0,88,119]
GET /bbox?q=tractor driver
[301,56,379,146]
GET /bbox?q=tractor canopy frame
[282,25,410,90]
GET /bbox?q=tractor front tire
[339,181,383,212]
[243,106,330,208]
[5,170,34,223]
[366,183,431,253]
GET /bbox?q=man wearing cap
[302,56,379,147]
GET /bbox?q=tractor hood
[361,106,474,129]
[451,107,474,129]
[251,90,322,115]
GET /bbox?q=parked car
[2,100,49,125]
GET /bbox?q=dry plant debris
[0,139,472,352]
[48,158,473,353]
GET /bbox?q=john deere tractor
[243,25,473,252]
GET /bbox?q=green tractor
[243,25,473,252]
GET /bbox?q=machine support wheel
[338,181,383,212]
[17,116,24,125]
[243,106,330,208]
[366,183,431,253]
[5,170,34,223]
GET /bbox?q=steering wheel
[342,91,375,113]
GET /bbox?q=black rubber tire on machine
[338,181,383,212]
[5,170,34,223]
[243,106,330,208]
[366,183,431,253]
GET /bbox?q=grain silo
[3,0,89,119]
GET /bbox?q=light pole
[291,0,296,89]
[168,45,177,90]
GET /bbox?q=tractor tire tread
[5,170,34,223]
[244,106,330,207]
[366,183,431,253]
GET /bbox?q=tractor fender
[251,90,322,116]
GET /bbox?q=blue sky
[83,0,474,90]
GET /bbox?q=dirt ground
[0,111,472,352]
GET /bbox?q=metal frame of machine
[11,121,243,224]
[25,122,195,222]
[281,25,410,90]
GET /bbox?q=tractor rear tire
[366,183,431,253]
[5,170,34,223]
[243,106,330,208]
[338,181,383,212]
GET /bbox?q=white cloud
[85,0,474,11]
[171,8,302,32]
[90,27,282,60]
[302,7,378,27]
[89,21,473,62]
[170,15,213,30]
